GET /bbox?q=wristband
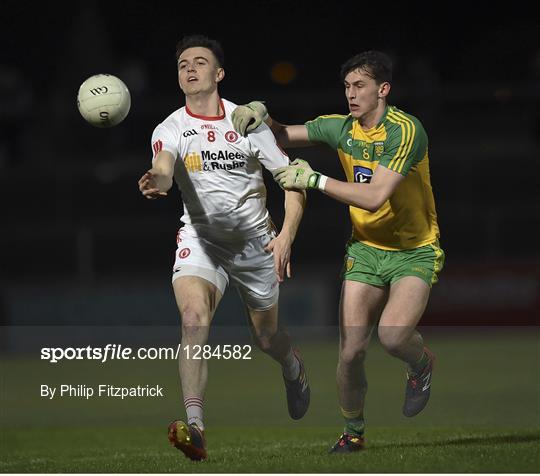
[307,172,328,190]
[317,174,328,191]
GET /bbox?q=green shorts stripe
[428,242,445,285]
[342,240,445,288]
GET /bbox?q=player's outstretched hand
[231,101,268,136]
[273,158,320,191]
[264,234,292,282]
[138,171,168,199]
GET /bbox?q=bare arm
[281,189,306,242]
[266,118,316,149]
[274,159,405,213]
[231,101,317,148]
[265,189,306,282]
[138,151,175,199]
[322,165,404,212]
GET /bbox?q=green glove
[273,158,323,191]
[231,101,268,136]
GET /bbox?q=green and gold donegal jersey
[305,105,440,250]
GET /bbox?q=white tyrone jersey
[151,98,289,240]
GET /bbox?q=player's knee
[378,327,408,355]
[250,328,289,355]
[180,306,211,337]
[253,336,272,353]
[251,330,277,353]
[339,334,369,364]
[339,347,367,365]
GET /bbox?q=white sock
[184,396,204,430]
[282,349,300,380]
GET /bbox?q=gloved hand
[231,101,268,136]
[273,159,322,190]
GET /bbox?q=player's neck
[359,102,386,130]
[185,92,223,118]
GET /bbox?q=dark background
[1,1,539,328]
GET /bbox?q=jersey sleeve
[248,123,289,171]
[305,115,347,149]
[378,119,428,176]
[150,122,180,162]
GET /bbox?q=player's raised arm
[138,150,175,200]
[269,121,313,149]
[274,158,404,213]
[231,101,314,148]
[317,164,404,212]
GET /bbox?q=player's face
[177,47,224,96]
[344,68,388,120]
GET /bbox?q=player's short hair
[175,34,225,67]
[340,50,393,84]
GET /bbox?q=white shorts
[171,225,279,311]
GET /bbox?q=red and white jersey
[151,98,289,240]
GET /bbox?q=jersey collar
[185,99,226,121]
[355,105,389,132]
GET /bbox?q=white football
[77,74,131,128]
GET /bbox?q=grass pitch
[1,327,539,472]
[2,426,539,473]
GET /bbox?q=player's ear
[378,82,391,99]
[216,68,225,83]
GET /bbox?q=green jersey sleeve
[305,115,348,150]
[379,116,428,176]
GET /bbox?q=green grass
[2,426,539,473]
[1,327,539,472]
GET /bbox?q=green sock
[344,417,365,437]
[410,351,429,375]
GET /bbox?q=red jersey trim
[185,99,226,121]
[152,140,163,157]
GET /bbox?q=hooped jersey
[306,105,440,250]
[151,98,289,241]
